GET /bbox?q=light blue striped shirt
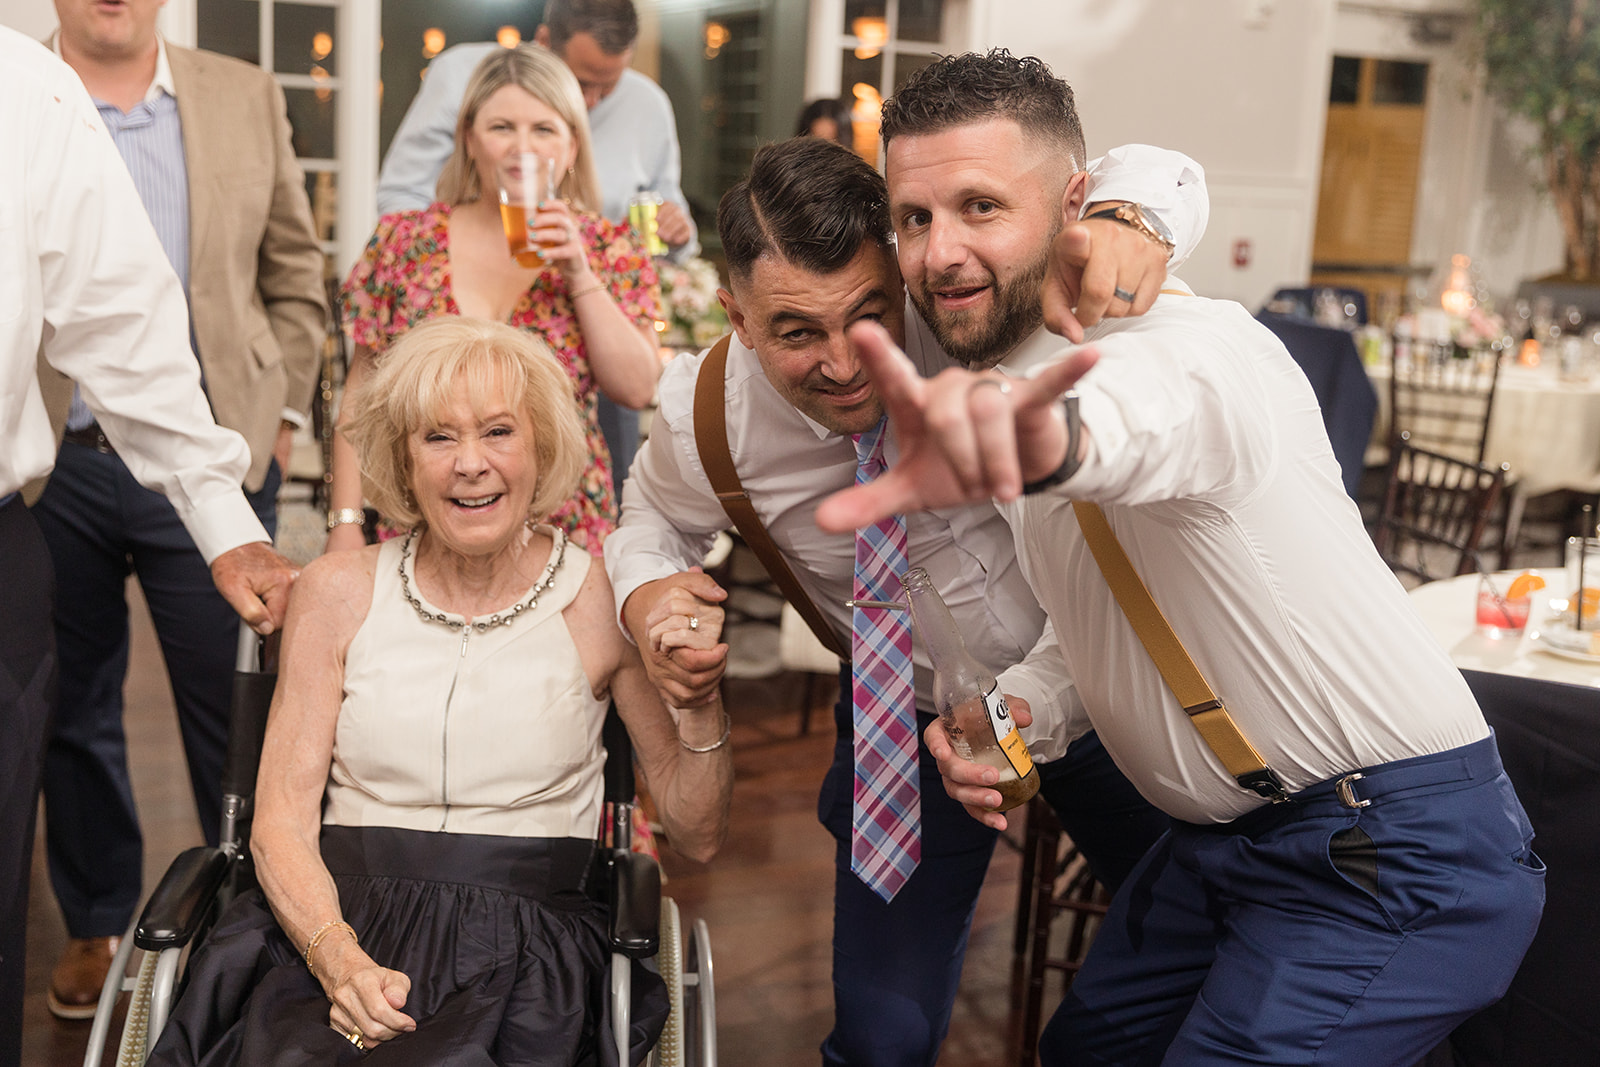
[65,42,192,431]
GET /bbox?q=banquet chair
[1387,341,1502,467]
[83,627,717,1067]
[1256,311,1377,500]
[1010,795,1110,1067]
[1262,285,1369,326]
[1433,670,1600,1065]
[1373,432,1508,584]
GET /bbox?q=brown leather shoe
[47,936,121,1020]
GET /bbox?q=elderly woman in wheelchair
[148,317,733,1065]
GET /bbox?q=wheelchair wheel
[653,897,686,1067]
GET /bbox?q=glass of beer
[497,152,558,268]
[627,189,669,257]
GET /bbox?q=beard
[909,239,1055,369]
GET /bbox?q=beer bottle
[901,566,1040,811]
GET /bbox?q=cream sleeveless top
[323,526,610,839]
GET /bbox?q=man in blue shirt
[377,0,694,487]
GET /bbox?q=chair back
[1388,341,1502,465]
[1374,432,1508,583]
[1263,285,1369,326]
[1256,311,1377,500]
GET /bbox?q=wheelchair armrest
[606,849,661,960]
[135,845,232,952]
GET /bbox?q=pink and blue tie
[850,417,920,902]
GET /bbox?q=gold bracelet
[304,919,358,976]
[678,711,731,753]
[569,281,608,301]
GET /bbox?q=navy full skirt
[148,825,667,1066]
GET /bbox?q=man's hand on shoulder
[211,541,299,634]
[622,569,729,709]
[1045,206,1169,340]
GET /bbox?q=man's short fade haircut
[544,0,639,55]
[718,137,893,283]
[879,49,1086,172]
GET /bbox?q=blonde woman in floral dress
[331,44,661,555]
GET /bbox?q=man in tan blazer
[34,0,325,1018]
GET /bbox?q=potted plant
[1473,0,1600,283]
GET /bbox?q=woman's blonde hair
[342,317,587,530]
[435,44,603,212]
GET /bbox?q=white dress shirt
[606,310,1054,720]
[995,286,1489,823]
[376,43,696,254]
[0,28,265,562]
[605,145,1210,735]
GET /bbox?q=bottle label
[982,685,1034,779]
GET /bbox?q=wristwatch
[1085,203,1176,258]
[1021,391,1083,495]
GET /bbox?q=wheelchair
[83,626,717,1066]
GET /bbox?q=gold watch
[1085,203,1176,258]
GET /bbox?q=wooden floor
[21,582,1044,1066]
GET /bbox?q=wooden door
[1311,56,1430,312]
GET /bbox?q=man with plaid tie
[605,135,1203,1064]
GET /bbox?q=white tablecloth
[1369,363,1600,496]
[1406,569,1600,687]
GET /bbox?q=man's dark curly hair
[879,49,1086,170]
[718,137,893,282]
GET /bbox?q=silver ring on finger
[688,614,699,632]
[1113,285,1136,303]
[967,377,1011,399]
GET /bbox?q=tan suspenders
[1071,501,1289,802]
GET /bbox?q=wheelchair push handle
[222,623,280,800]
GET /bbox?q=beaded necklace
[397,526,568,633]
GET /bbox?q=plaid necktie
[849,417,920,902]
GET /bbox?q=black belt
[63,424,116,455]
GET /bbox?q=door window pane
[1329,55,1360,104]
[275,3,337,76]
[197,0,261,64]
[283,87,336,158]
[892,50,937,92]
[1373,60,1428,106]
[897,0,944,42]
[844,0,887,37]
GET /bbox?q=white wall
[0,0,56,38]
[965,0,1565,310]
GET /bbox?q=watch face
[1130,204,1174,245]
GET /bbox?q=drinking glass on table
[1475,574,1532,638]
[497,152,559,269]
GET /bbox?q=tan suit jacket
[36,41,327,494]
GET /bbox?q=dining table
[1367,360,1600,497]
[1406,568,1600,1066]
[1405,567,1600,686]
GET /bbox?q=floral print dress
[339,203,661,553]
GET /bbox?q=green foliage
[1474,0,1600,277]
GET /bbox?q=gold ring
[688,614,700,632]
[347,1030,366,1050]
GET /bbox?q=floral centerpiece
[656,257,730,349]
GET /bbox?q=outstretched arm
[815,322,1096,532]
